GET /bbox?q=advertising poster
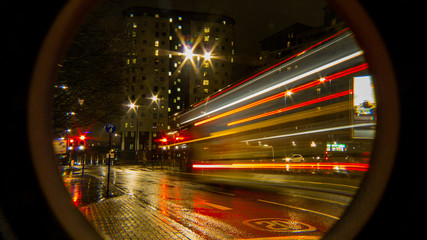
[353,76,376,139]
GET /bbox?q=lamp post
[151,95,162,169]
[128,102,139,163]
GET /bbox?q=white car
[284,154,305,162]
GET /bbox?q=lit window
[132,58,137,64]
[130,13,134,18]
[155,49,159,56]
[127,59,130,64]
[204,62,209,68]
[203,80,209,85]
[155,13,159,18]
[169,53,172,58]
[178,25,182,29]
[204,89,209,94]
[155,40,159,47]
[132,31,136,37]
[231,57,234,63]
[133,22,137,28]
[169,18,173,22]
[169,71,172,76]
[177,96,181,100]
[177,87,181,92]
[204,35,209,42]
[177,106,181,110]
[223,20,226,25]
[169,35,172,40]
[178,16,182,21]
[204,27,210,33]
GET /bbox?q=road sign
[105,122,116,134]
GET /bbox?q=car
[284,154,305,162]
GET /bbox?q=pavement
[61,167,200,240]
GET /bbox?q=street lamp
[203,51,211,61]
[127,101,139,162]
[182,45,213,102]
[183,47,194,60]
[151,94,163,169]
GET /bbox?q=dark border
[25,0,400,239]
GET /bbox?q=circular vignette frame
[27,0,399,239]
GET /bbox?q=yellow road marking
[257,199,340,220]
[202,200,232,210]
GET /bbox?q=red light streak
[193,28,350,107]
[194,64,367,127]
[192,162,369,172]
[227,90,352,126]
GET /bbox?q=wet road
[76,165,359,239]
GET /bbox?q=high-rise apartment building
[120,7,235,162]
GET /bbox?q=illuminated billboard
[353,76,376,139]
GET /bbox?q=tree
[53,0,130,134]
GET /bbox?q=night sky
[117,0,327,56]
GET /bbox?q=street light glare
[184,47,194,60]
[204,51,211,61]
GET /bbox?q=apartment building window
[204,27,210,33]
[203,80,209,85]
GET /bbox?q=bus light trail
[227,90,352,126]
[194,63,368,127]
[192,28,350,108]
[192,163,369,172]
[181,50,363,125]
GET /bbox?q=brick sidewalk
[60,168,200,240]
[80,195,200,239]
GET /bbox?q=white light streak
[242,123,375,142]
